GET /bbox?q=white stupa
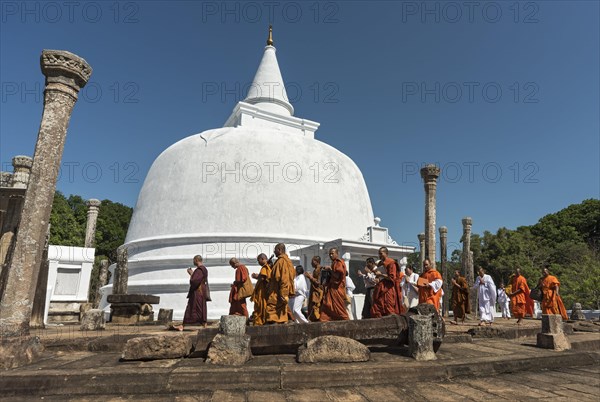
[101,28,414,319]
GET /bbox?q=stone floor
[3,364,599,401]
[3,318,594,401]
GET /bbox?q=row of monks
[450,266,569,325]
[228,243,444,325]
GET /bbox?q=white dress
[473,274,497,322]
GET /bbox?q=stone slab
[297,335,370,363]
[0,336,44,369]
[121,334,194,361]
[107,294,160,304]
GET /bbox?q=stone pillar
[84,199,101,248]
[418,233,425,270]
[570,303,585,321]
[439,226,448,317]
[11,156,33,189]
[0,50,91,338]
[30,226,51,329]
[408,315,436,361]
[113,247,128,295]
[0,173,13,188]
[420,164,441,264]
[537,314,571,351]
[94,259,109,307]
[461,217,476,315]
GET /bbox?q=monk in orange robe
[450,270,470,324]
[250,253,271,325]
[371,247,404,318]
[418,258,443,313]
[266,243,295,323]
[319,247,350,321]
[509,268,530,324]
[305,256,324,322]
[228,257,249,318]
[539,266,568,320]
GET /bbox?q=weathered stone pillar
[11,156,33,189]
[420,164,441,263]
[0,50,91,338]
[94,259,109,307]
[439,226,448,317]
[113,247,128,295]
[84,199,101,248]
[570,303,586,321]
[0,173,13,188]
[418,233,425,270]
[461,217,476,314]
[408,315,436,361]
[30,226,51,329]
[537,314,571,351]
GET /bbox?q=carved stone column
[439,226,448,317]
[94,259,109,307]
[0,50,91,338]
[11,156,33,189]
[462,217,476,315]
[113,247,128,295]
[418,233,425,270]
[420,164,441,264]
[84,199,101,248]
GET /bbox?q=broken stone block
[121,334,193,361]
[79,302,94,321]
[80,309,105,331]
[409,315,436,361]
[157,308,173,324]
[537,314,571,351]
[296,335,370,363]
[219,315,247,336]
[0,336,44,369]
[206,333,252,365]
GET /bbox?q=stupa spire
[244,26,294,116]
[267,25,274,46]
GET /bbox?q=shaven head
[274,243,286,257]
[257,253,268,266]
[329,247,339,261]
[229,257,239,268]
[193,255,203,266]
[378,247,389,260]
[311,255,321,268]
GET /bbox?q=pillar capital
[439,226,447,237]
[418,233,425,241]
[86,198,101,209]
[462,217,472,228]
[0,172,13,188]
[40,50,92,93]
[420,164,441,182]
[12,155,33,170]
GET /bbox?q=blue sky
[1,1,598,255]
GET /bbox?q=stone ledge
[107,294,160,304]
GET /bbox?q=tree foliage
[49,191,132,301]
[465,199,600,309]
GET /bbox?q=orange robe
[307,266,324,322]
[510,275,529,319]
[371,258,404,318]
[251,263,271,325]
[229,264,249,317]
[266,254,295,323]
[319,258,349,321]
[418,269,443,312]
[540,275,568,320]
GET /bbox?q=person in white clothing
[289,265,309,324]
[401,265,420,310]
[497,282,511,319]
[345,271,356,320]
[473,267,497,326]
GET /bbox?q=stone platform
[2,320,599,399]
